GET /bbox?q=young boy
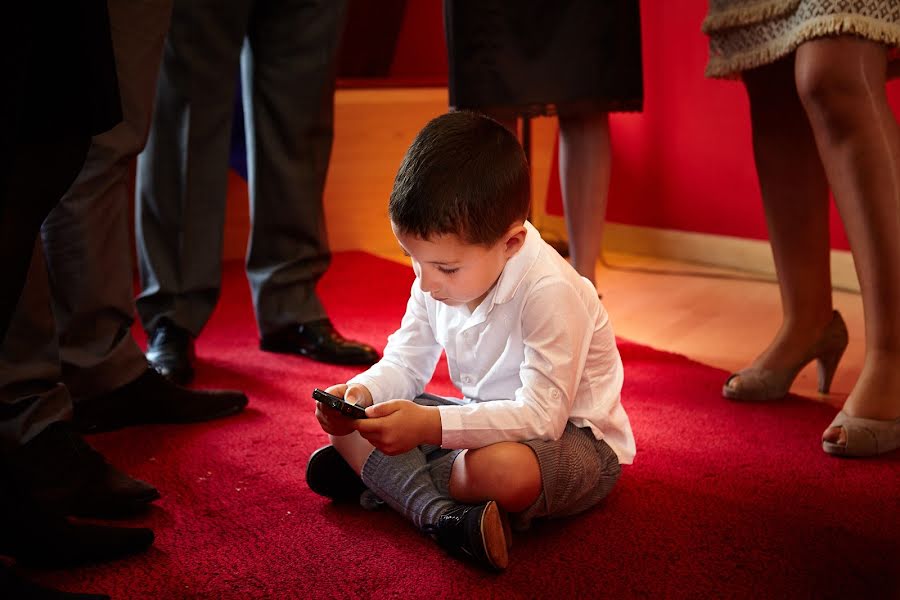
[307,111,635,571]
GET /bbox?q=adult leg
[725,56,835,396]
[0,244,159,515]
[0,244,73,452]
[0,137,88,343]
[136,0,251,337]
[558,111,611,285]
[241,0,348,333]
[244,0,378,365]
[795,37,900,450]
[17,0,248,431]
[36,0,174,398]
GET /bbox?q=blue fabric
[229,84,248,180]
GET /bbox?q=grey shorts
[414,394,622,531]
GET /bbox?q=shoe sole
[9,526,155,568]
[68,490,162,519]
[74,400,247,434]
[480,501,510,570]
[259,341,378,366]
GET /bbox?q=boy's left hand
[355,400,442,455]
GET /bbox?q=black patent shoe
[146,318,195,385]
[0,481,153,569]
[305,445,367,502]
[74,368,248,433]
[5,422,159,518]
[424,501,510,571]
[260,319,379,366]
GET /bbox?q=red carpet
[29,252,899,598]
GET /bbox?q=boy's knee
[453,443,542,511]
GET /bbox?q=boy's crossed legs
[308,395,621,571]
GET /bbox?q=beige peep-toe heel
[723,311,849,401]
[822,411,900,457]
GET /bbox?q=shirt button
[462,375,471,384]
[550,388,560,399]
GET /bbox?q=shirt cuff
[437,405,465,448]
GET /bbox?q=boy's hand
[355,400,442,455]
[314,384,373,437]
[343,384,373,408]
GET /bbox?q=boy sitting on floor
[307,111,635,571]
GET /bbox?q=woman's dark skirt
[445,0,644,118]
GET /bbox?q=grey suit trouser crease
[135,0,349,339]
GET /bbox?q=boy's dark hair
[389,111,531,246]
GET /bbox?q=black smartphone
[312,388,368,419]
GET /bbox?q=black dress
[445,0,644,118]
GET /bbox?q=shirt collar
[488,220,542,306]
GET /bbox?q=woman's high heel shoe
[822,411,900,457]
[722,310,849,401]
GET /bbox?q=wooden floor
[376,248,865,412]
[590,252,864,411]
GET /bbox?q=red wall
[384,0,900,251]
[389,0,448,83]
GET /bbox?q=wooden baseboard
[537,214,859,293]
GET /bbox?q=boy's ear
[503,224,528,258]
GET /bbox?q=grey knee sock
[360,445,462,530]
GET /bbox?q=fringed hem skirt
[703,0,900,79]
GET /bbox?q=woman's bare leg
[558,112,611,285]
[729,57,834,387]
[796,37,900,443]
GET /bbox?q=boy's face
[392,221,527,312]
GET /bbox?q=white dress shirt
[349,221,636,464]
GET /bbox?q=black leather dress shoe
[5,422,160,518]
[146,318,195,385]
[260,319,380,366]
[1,564,110,599]
[73,368,248,433]
[0,478,154,570]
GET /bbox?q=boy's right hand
[315,384,373,437]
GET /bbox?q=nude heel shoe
[722,310,849,401]
[822,411,900,457]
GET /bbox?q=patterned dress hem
[706,13,900,79]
